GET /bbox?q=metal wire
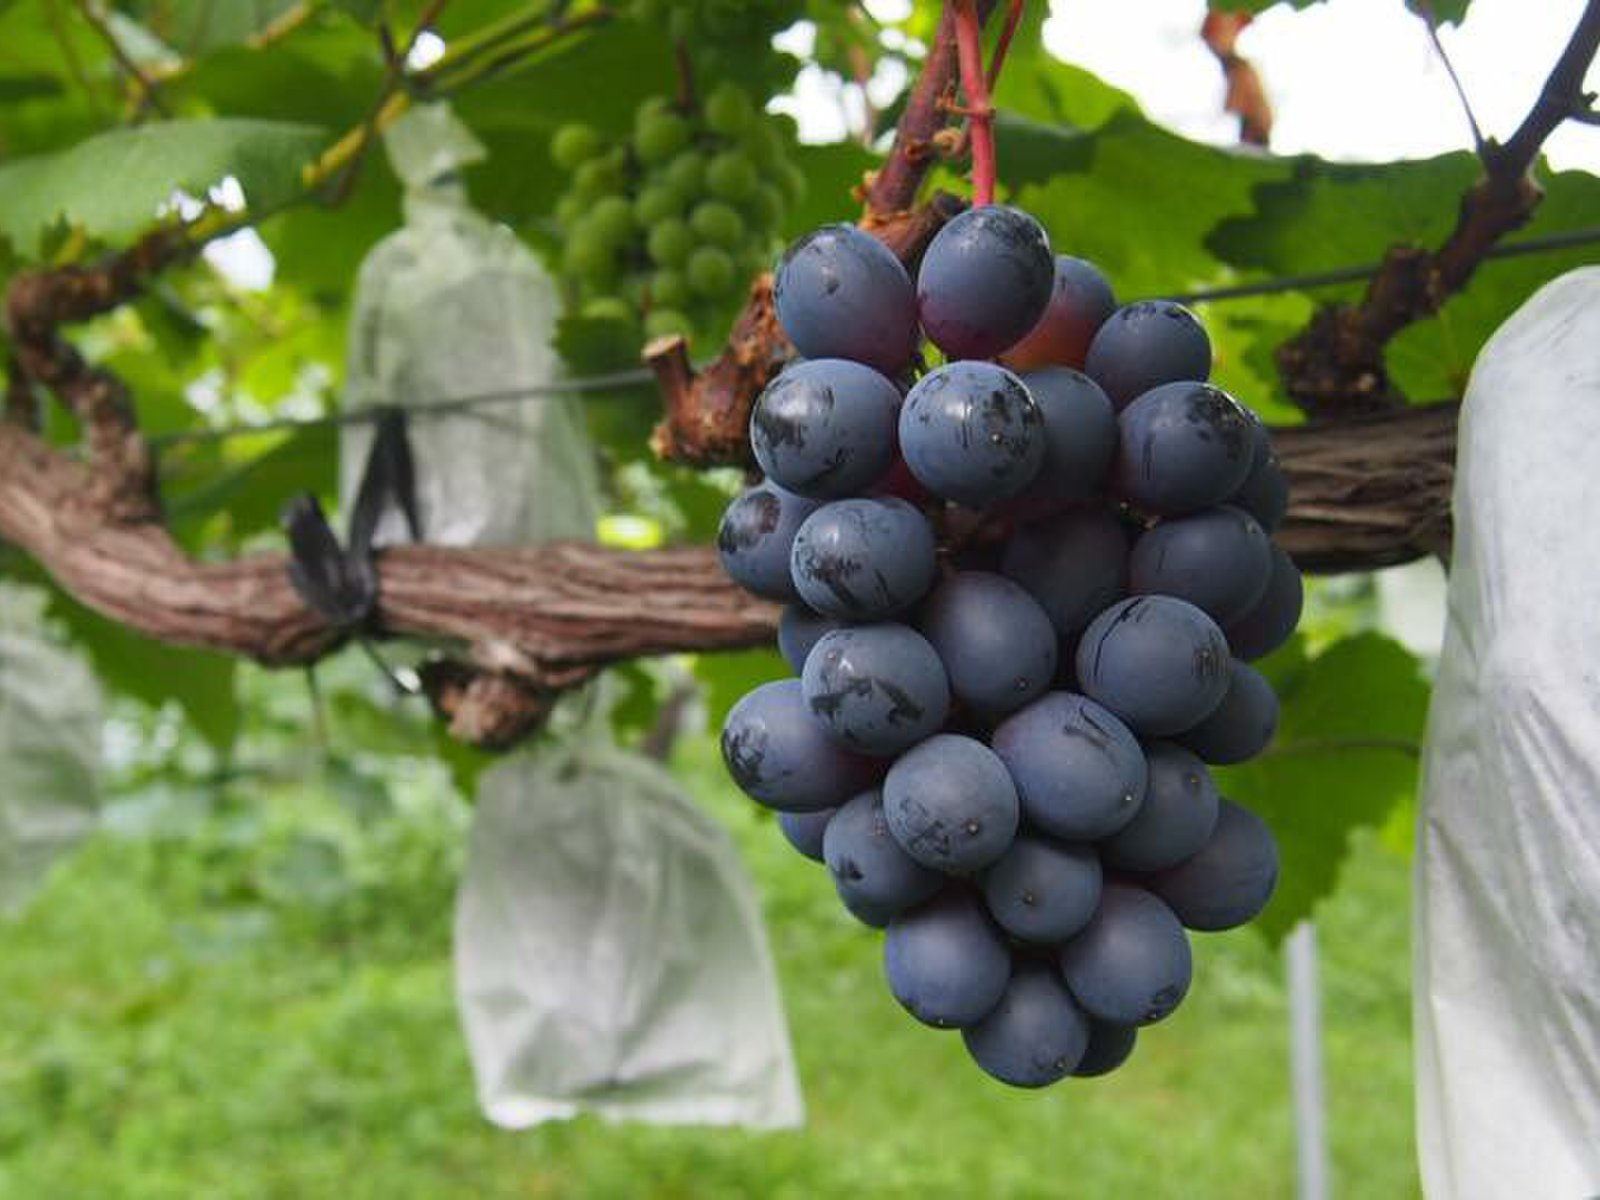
[142,224,1600,451]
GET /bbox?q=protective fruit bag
[341,103,802,1129]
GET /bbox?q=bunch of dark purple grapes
[716,205,1297,1088]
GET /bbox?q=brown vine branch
[648,4,993,466]
[1278,0,1600,419]
[4,229,186,521]
[1201,11,1272,148]
[1416,2,1486,152]
[0,402,1456,686]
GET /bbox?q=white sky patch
[407,30,447,71]
[1047,0,1600,170]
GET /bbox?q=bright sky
[1048,0,1600,170]
[797,0,1600,173]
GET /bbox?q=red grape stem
[987,0,1026,91]
[952,0,997,206]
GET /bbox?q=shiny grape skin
[774,224,918,375]
[1072,1020,1139,1077]
[1075,595,1231,738]
[1002,255,1118,371]
[916,205,1055,360]
[898,362,1045,508]
[1177,658,1280,764]
[1001,507,1130,643]
[716,482,819,602]
[990,692,1148,841]
[1147,799,1280,931]
[1012,367,1117,508]
[1224,544,1304,661]
[777,603,843,675]
[981,833,1103,944]
[789,497,937,620]
[883,733,1022,874]
[1098,741,1220,873]
[919,571,1059,719]
[778,808,836,863]
[801,624,950,756]
[750,358,901,499]
[1229,417,1289,533]
[823,789,944,920]
[1111,381,1256,517]
[1084,300,1212,409]
[884,888,1013,1028]
[962,960,1091,1087]
[1059,884,1193,1026]
[1128,505,1272,626]
[720,679,880,812]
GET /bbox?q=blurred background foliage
[0,0,1583,1192]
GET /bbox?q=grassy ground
[0,736,1418,1199]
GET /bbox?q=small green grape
[582,296,636,322]
[665,151,707,195]
[554,190,588,228]
[644,307,695,340]
[704,83,754,137]
[634,183,684,226]
[551,123,603,170]
[743,183,784,233]
[589,195,637,247]
[689,200,746,249]
[777,160,807,206]
[563,229,616,285]
[573,151,626,199]
[686,245,735,296]
[651,269,690,308]
[742,119,782,171]
[706,151,758,202]
[666,7,693,40]
[635,110,691,164]
[647,218,695,267]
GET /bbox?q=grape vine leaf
[1208,156,1600,399]
[1216,631,1429,943]
[0,118,325,255]
[1017,112,1294,299]
[120,0,304,54]
[695,647,788,732]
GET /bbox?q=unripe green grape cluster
[628,0,805,53]
[551,84,806,341]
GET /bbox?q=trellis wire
[144,224,1600,451]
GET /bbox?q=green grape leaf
[124,0,304,55]
[695,647,786,733]
[1016,110,1293,298]
[163,423,338,547]
[990,4,1139,131]
[0,118,324,254]
[1216,632,1429,943]
[0,72,62,102]
[555,313,643,373]
[1208,155,1600,400]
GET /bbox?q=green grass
[0,737,1418,1199]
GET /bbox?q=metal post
[1288,920,1331,1200]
